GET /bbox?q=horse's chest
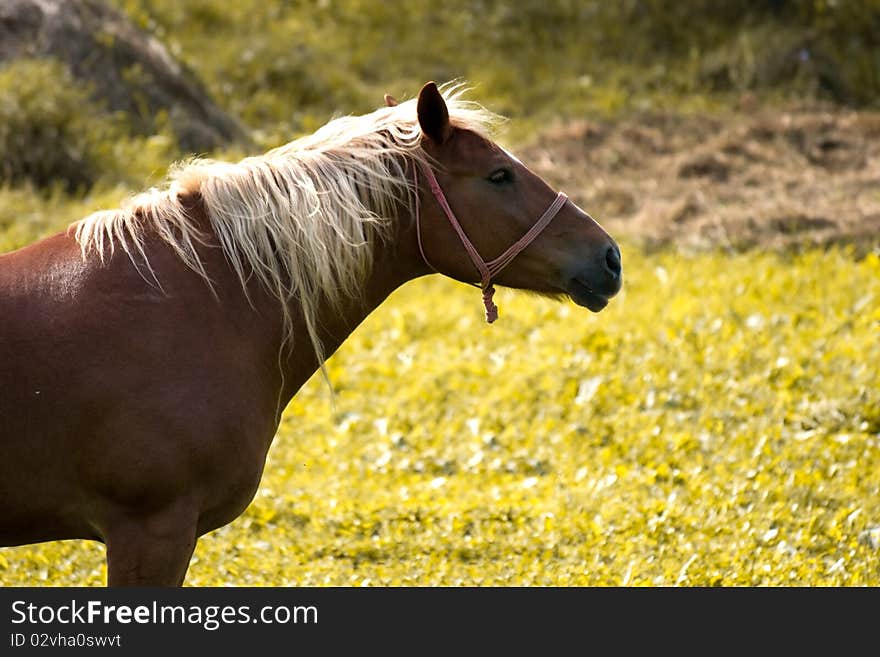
[193,419,277,535]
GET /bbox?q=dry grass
[525,103,880,255]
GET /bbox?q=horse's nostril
[605,245,622,278]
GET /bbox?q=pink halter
[414,163,568,323]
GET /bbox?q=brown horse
[0,82,621,586]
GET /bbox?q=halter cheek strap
[414,163,568,323]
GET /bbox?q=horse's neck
[276,199,428,400]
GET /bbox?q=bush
[0,59,126,192]
[112,0,879,128]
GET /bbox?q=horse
[0,81,621,586]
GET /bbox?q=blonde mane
[73,83,501,380]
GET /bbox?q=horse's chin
[566,278,610,313]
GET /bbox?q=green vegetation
[4,1,880,194]
[114,0,880,133]
[0,60,123,192]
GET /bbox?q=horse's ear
[383,93,398,107]
[417,81,452,144]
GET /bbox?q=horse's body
[0,83,621,585]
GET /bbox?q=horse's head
[413,82,621,315]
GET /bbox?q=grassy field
[1,241,877,586]
[1,0,879,586]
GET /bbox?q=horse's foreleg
[103,504,199,586]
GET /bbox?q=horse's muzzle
[566,243,622,312]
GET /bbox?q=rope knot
[482,285,498,323]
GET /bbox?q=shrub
[0,58,125,192]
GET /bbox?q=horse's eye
[487,168,513,184]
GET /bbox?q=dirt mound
[523,105,880,254]
[0,0,248,152]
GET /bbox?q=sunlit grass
[2,242,877,586]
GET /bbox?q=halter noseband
[414,163,568,323]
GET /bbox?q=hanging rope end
[483,285,499,323]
